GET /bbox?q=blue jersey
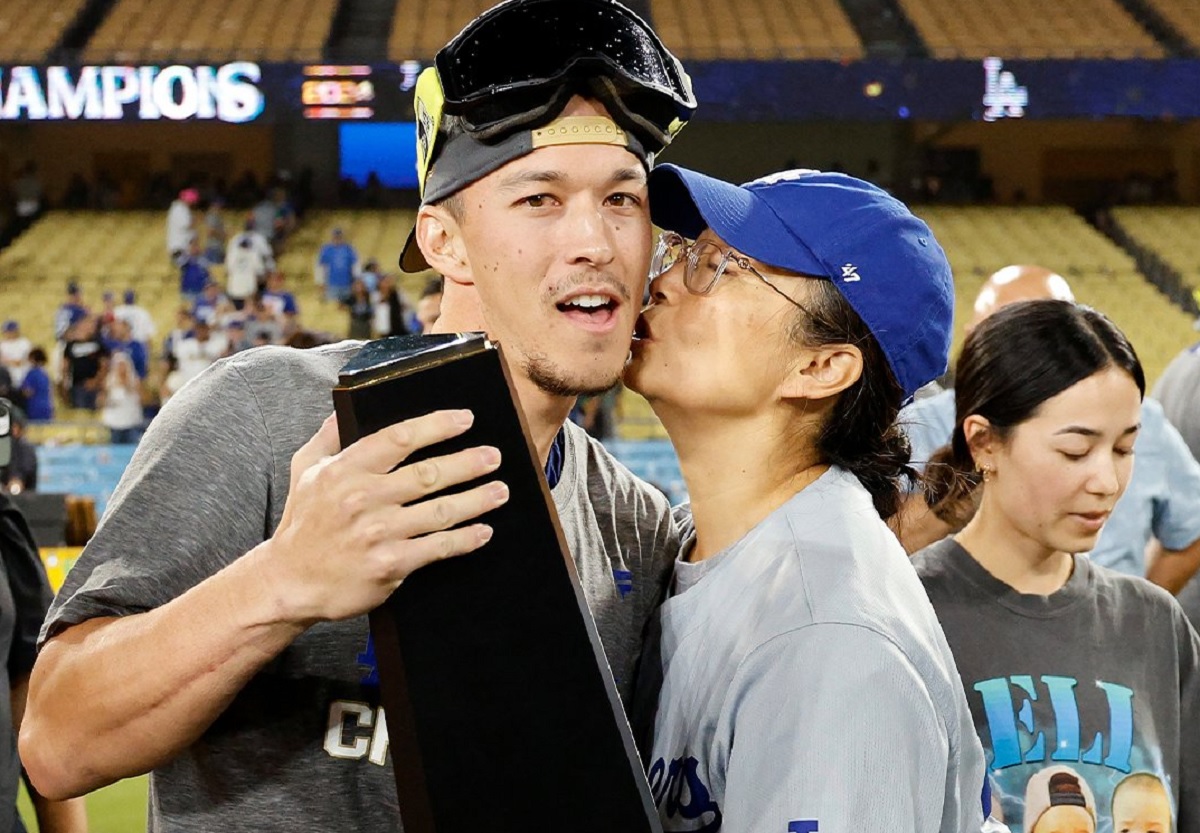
[21,366,52,421]
[318,243,358,289]
[179,257,211,296]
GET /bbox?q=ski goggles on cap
[434,0,695,151]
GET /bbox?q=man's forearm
[1145,537,1200,595]
[21,541,308,800]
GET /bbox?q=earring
[976,463,993,483]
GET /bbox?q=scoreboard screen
[339,122,419,188]
[1,58,1199,123]
[0,61,423,123]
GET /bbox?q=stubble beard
[523,352,623,398]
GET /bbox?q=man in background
[165,188,198,264]
[316,227,358,304]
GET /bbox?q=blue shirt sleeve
[899,390,957,473]
[1147,404,1200,551]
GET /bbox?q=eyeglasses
[649,231,807,309]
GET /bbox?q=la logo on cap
[748,169,819,187]
[841,264,861,282]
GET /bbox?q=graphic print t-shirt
[913,538,1200,833]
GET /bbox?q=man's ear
[415,205,471,285]
[778,344,863,402]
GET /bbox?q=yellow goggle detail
[414,67,446,196]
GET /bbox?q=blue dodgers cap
[648,164,953,399]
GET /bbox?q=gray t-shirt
[1153,343,1200,625]
[913,538,1200,833]
[1153,342,1200,462]
[635,466,987,833]
[40,342,679,832]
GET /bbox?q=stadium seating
[388,0,496,61]
[898,0,1163,58]
[1141,0,1200,53]
[1110,206,1200,295]
[0,0,88,63]
[3,203,1193,444]
[277,208,423,333]
[916,205,1196,383]
[650,0,864,60]
[82,0,338,63]
[0,208,427,360]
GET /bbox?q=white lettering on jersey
[324,700,390,765]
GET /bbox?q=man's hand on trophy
[264,409,507,624]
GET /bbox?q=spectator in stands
[224,321,252,355]
[226,220,274,284]
[102,319,148,380]
[0,369,17,416]
[11,161,44,237]
[897,265,1200,598]
[250,186,295,250]
[0,321,31,388]
[157,355,185,404]
[362,172,385,209]
[98,353,144,446]
[344,279,373,340]
[316,227,358,303]
[243,299,283,347]
[191,281,229,328]
[0,407,37,494]
[97,292,118,334]
[178,240,212,305]
[360,259,382,294]
[114,290,156,349]
[20,349,53,423]
[283,329,325,350]
[60,317,108,412]
[173,320,227,386]
[53,284,88,343]
[166,188,199,264]
[251,193,279,251]
[94,173,119,211]
[162,308,195,362]
[414,277,443,333]
[203,198,227,265]
[22,2,695,827]
[0,491,90,830]
[913,300,1200,832]
[372,274,410,338]
[577,385,620,442]
[622,165,987,829]
[62,172,91,210]
[224,232,268,312]
[261,271,300,338]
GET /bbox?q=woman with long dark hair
[914,299,1200,832]
[626,165,992,832]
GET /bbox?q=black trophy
[333,333,661,833]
